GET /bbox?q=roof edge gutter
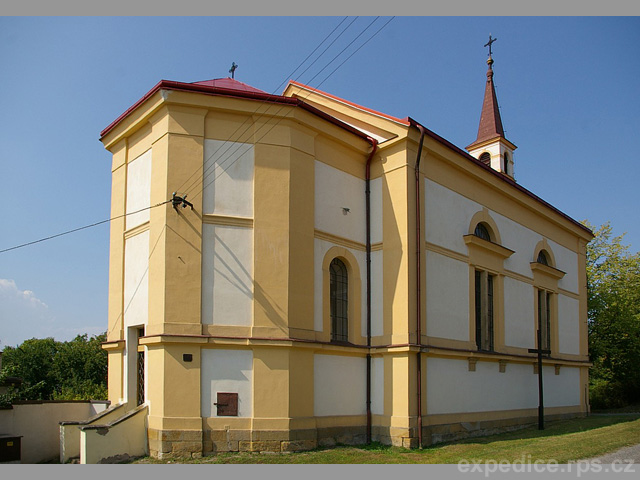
[100,80,371,146]
[406,118,591,237]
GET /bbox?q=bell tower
[466,35,517,178]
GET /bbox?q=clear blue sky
[1,16,638,349]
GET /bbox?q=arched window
[537,250,549,266]
[474,223,492,242]
[503,153,510,174]
[479,152,491,165]
[330,258,348,342]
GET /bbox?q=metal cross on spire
[229,62,238,79]
[484,34,497,58]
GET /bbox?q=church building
[97,48,593,459]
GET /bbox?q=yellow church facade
[99,62,592,457]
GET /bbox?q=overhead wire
[0,16,395,256]
[174,16,364,199]
[173,16,355,198]
[106,18,392,338]
[193,17,395,201]
[189,17,378,196]
[0,200,172,254]
[0,18,352,256]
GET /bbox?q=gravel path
[585,443,640,463]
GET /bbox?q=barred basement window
[330,258,348,342]
[475,270,494,351]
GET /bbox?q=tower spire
[474,35,505,144]
[466,35,517,178]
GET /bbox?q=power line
[0,199,172,254]
[1,17,396,256]
[194,17,395,200]
[175,17,365,198]
[173,16,355,198]
[188,17,392,202]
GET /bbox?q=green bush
[590,378,628,410]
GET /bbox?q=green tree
[0,333,107,403]
[584,221,640,408]
[52,333,108,400]
[1,337,59,400]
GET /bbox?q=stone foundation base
[148,429,204,459]
[147,412,587,458]
[203,427,319,454]
[422,411,587,446]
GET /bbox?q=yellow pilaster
[253,142,291,337]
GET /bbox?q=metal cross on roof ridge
[229,62,238,79]
[484,34,497,57]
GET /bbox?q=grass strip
[133,415,640,464]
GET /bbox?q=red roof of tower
[467,58,510,149]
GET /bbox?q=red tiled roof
[99,78,372,142]
[407,117,591,236]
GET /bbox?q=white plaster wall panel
[424,179,482,255]
[371,357,384,415]
[354,248,367,339]
[425,250,469,341]
[123,230,149,328]
[427,357,537,414]
[548,239,579,294]
[503,277,535,349]
[203,139,254,218]
[353,247,380,339]
[201,224,253,326]
[544,366,581,407]
[492,212,539,279]
[370,250,383,337]
[125,149,152,230]
[427,357,580,415]
[201,349,253,417]
[314,354,366,416]
[315,161,365,243]
[370,177,383,244]
[558,294,581,355]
